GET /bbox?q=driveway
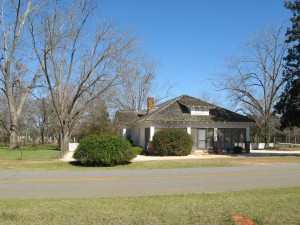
[1,164,300,199]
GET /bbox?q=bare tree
[0,92,9,131]
[197,90,225,108]
[111,59,156,112]
[0,0,44,148]
[31,0,136,156]
[217,24,289,149]
[22,97,53,145]
[110,58,175,113]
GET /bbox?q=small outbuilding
[114,95,253,153]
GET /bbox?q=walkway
[61,150,300,162]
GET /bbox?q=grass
[0,187,299,224]
[0,143,300,171]
[0,156,299,171]
[0,144,300,171]
[0,144,60,161]
[1,146,300,224]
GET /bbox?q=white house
[114,95,253,153]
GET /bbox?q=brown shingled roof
[114,110,146,125]
[114,95,254,125]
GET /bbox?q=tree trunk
[9,128,19,149]
[60,130,70,157]
[263,121,272,149]
[9,112,19,149]
[41,127,45,144]
[264,138,270,149]
[32,135,39,146]
[264,131,271,149]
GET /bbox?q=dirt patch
[232,215,257,225]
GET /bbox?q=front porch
[121,126,251,153]
[188,127,251,153]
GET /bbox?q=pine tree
[275,1,300,129]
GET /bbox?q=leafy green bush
[152,129,193,156]
[132,146,143,155]
[73,135,136,166]
[232,146,243,154]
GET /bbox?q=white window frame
[191,106,209,115]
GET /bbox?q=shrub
[73,135,136,166]
[152,129,193,156]
[232,146,243,154]
[132,146,143,155]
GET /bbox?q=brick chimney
[147,97,155,112]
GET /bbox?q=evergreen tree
[275,1,300,129]
[75,98,116,140]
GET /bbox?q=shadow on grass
[68,160,133,168]
[221,152,300,158]
[248,153,300,157]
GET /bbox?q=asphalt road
[1,164,300,199]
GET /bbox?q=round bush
[132,146,143,155]
[152,129,193,156]
[73,135,136,166]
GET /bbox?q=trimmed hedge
[152,129,193,156]
[73,135,136,166]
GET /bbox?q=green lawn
[0,144,60,161]
[0,156,300,171]
[1,146,300,224]
[1,187,299,225]
[1,144,300,171]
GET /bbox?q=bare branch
[216,23,288,148]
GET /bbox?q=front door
[197,129,206,149]
[191,128,214,150]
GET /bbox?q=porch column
[213,128,220,153]
[245,127,251,153]
[246,127,250,142]
[214,128,218,141]
[187,127,191,135]
[122,128,126,137]
[140,128,145,148]
[149,126,155,141]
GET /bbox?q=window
[191,106,209,115]
[191,128,214,150]
[218,128,246,150]
[125,129,131,140]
